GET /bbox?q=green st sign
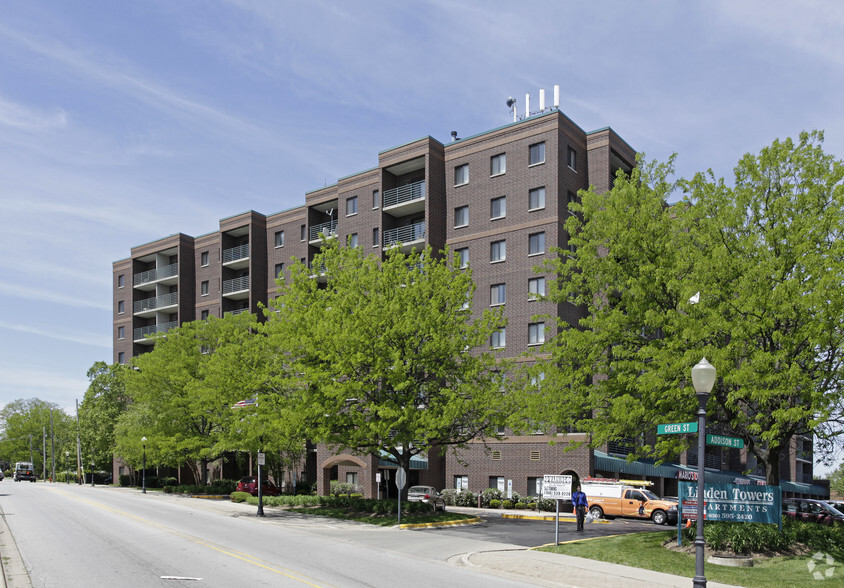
[707,434,745,449]
[657,422,698,435]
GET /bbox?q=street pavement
[0,485,743,588]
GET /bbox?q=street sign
[541,475,572,500]
[395,467,406,490]
[707,434,744,449]
[257,452,266,466]
[657,422,698,435]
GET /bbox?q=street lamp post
[90,462,95,486]
[141,436,147,494]
[691,357,716,588]
[65,451,69,484]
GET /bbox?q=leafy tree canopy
[0,398,74,477]
[79,362,128,471]
[264,243,512,494]
[534,131,844,484]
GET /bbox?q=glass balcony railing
[309,220,338,242]
[134,321,178,341]
[134,263,178,286]
[223,275,250,294]
[223,244,249,263]
[383,180,425,208]
[383,221,425,248]
[133,292,178,314]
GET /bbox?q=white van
[14,462,37,482]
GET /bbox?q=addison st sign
[680,482,782,525]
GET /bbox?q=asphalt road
[423,509,669,547]
[0,481,545,588]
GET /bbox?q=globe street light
[691,357,716,588]
[141,436,147,494]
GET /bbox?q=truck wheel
[589,506,604,519]
[652,510,667,525]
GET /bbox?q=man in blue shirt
[571,484,589,531]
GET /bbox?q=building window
[201,281,209,296]
[490,283,506,306]
[300,224,306,241]
[455,247,469,269]
[349,233,359,248]
[529,187,546,211]
[117,274,124,288]
[346,472,358,486]
[567,146,577,171]
[118,300,124,314]
[454,205,469,228]
[346,196,358,216]
[275,230,285,248]
[118,326,124,340]
[490,240,506,262]
[490,153,506,176]
[372,227,379,247]
[118,352,125,364]
[454,164,469,186]
[529,142,545,166]
[461,289,471,311]
[201,310,209,320]
[490,196,506,220]
[491,328,506,348]
[274,263,284,278]
[529,232,545,255]
[528,477,543,497]
[528,277,546,300]
[529,322,545,345]
[372,189,380,209]
[200,251,209,266]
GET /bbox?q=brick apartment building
[113,105,825,500]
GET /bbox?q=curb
[0,504,31,588]
[501,513,612,524]
[399,517,482,529]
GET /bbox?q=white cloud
[0,97,67,130]
[0,284,110,311]
[0,320,111,349]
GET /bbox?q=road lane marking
[46,488,328,587]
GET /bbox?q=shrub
[330,481,358,496]
[488,499,501,509]
[455,490,478,507]
[119,474,132,487]
[231,491,250,503]
[502,500,514,509]
[681,518,844,555]
[515,502,527,510]
[526,502,537,510]
[480,488,503,508]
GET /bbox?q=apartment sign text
[680,482,781,524]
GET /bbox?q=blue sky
[1,1,842,472]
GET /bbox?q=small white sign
[542,474,572,500]
[507,479,513,499]
[376,473,381,483]
[257,452,265,466]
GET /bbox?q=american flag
[231,397,258,409]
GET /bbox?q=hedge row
[681,518,844,554]
[230,493,435,514]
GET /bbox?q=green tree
[829,463,844,497]
[265,242,510,499]
[535,131,844,485]
[120,312,262,484]
[79,362,128,472]
[0,398,74,478]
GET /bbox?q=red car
[235,476,280,497]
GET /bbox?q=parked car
[782,499,844,525]
[235,476,280,497]
[406,485,446,511]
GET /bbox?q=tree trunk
[766,447,781,486]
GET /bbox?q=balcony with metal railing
[134,263,178,289]
[223,275,250,299]
[134,320,178,343]
[223,244,250,269]
[133,292,178,316]
[224,308,250,316]
[309,220,338,243]
[383,221,425,252]
[383,180,426,213]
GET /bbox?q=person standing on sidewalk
[572,485,588,532]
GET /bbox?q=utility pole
[50,409,56,483]
[76,399,82,485]
[29,433,33,465]
[42,426,47,482]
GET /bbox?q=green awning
[378,450,428,470]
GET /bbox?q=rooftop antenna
[506,97,517,123]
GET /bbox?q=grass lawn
[539,531,844,588]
